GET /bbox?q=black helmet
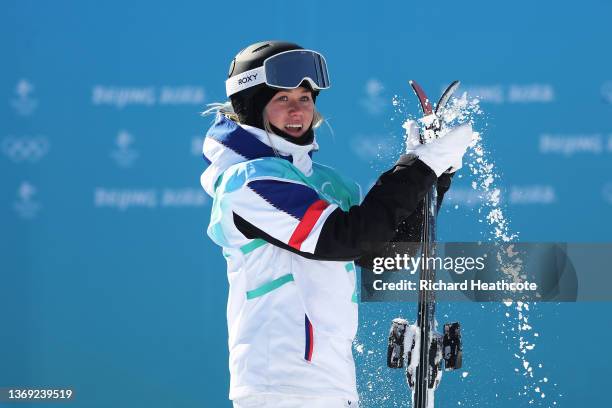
[227,41,329,130]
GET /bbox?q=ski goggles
[226,49,330,97]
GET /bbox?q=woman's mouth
[285,124,303,130]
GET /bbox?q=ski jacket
[201,114,438,401]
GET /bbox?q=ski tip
[408,80,414,85]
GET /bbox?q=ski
[435,81,460,117]
[411,79,441,408]
[387,81,463,408]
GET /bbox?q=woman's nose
[288,100,302,113]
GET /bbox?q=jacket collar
[201,114,318,196]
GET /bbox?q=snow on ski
[387,80,464,408]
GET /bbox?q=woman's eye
[300,96,311,102]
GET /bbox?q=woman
[201,41,473,407]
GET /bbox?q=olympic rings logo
[1,136,49,162]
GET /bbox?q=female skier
[201,41,473,408]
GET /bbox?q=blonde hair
[201,101,238,121]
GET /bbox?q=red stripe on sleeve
[288,199,329,250]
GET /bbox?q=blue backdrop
[2,0,611,407]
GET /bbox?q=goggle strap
[225,66,267,97]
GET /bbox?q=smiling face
[264,87,315,138]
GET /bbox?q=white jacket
[201,115,361,401]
